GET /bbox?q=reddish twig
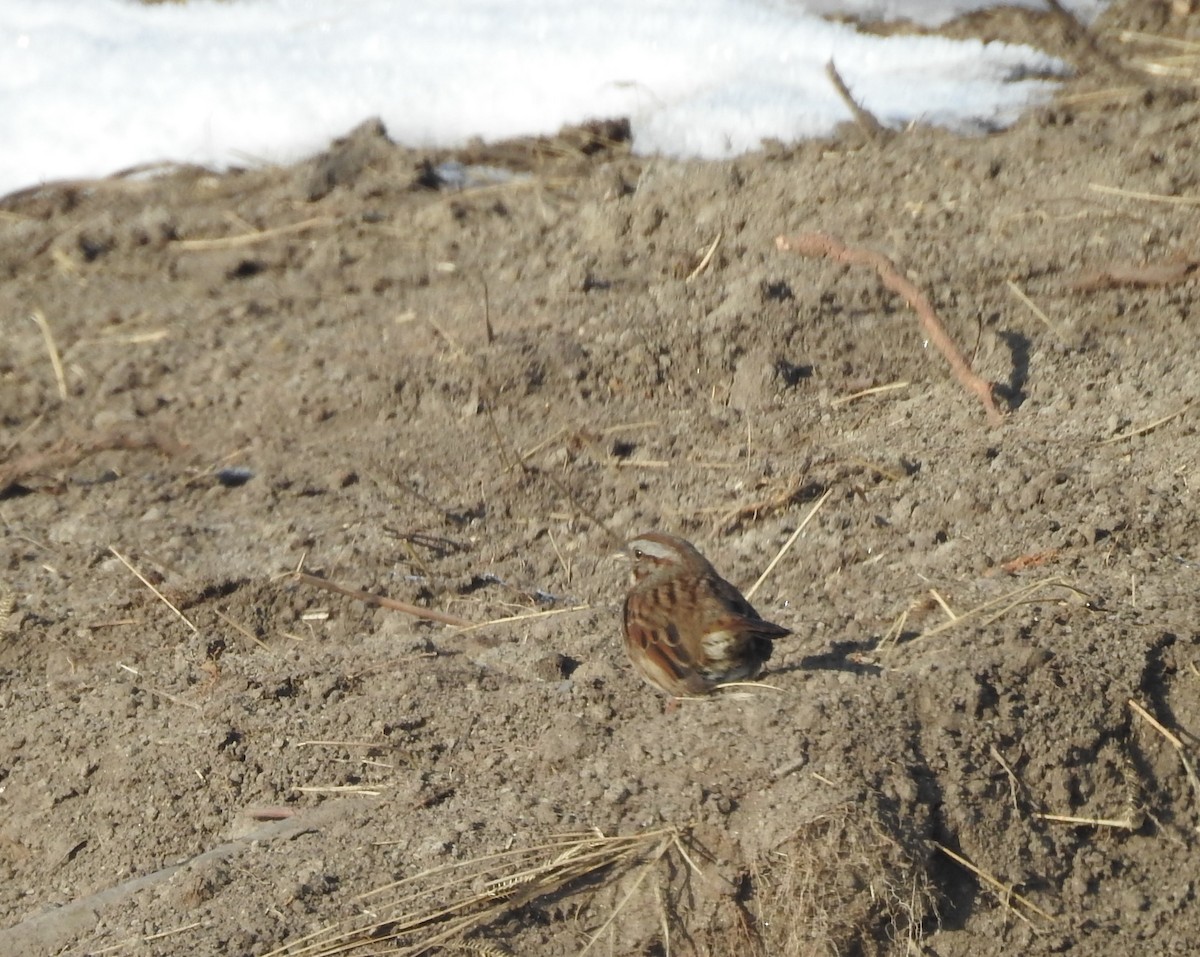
[294,571,474,627]
[775,232,1004,426]
[1071,258,1200,290]
[0,428,185,491]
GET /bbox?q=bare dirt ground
[2,2,1199,955]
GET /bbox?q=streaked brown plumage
[621,531,791,697]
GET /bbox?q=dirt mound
[2,2,1199,954]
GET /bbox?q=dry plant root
[775,232,1004,426]
[294,571,475,628]
[0,428,185,493]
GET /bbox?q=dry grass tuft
[1117,29,1200,81]
[746,798,936,956]
[265,826,694,957]
[265,808,936,956]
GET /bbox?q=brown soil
[2,3,1199,955]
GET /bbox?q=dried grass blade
[910,578,1086,644]
[578,835,674,956]
[933,842,1053,923]
[745,487,832,600]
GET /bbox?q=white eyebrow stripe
[629,539,676,560]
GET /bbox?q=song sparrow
[621,531,791,696]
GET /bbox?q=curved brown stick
[775,232,1004,426]
[294,572,474,627]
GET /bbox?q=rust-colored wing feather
[623,588,710,696]
[707,572,791,637]
[704,571,790,661]
[621,531,793,697]
[623,570,790,696]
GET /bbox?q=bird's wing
[708,573,792,639]
[623,589,709,695]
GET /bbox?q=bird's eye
[633,548,644,559]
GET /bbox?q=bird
[621,531,791,697]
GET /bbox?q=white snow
[0,0,1107,196]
